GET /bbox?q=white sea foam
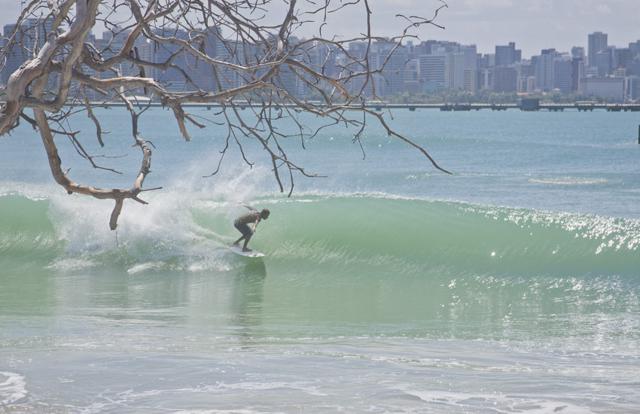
[401,389,593,413]
[529,177,609,186]
[186,257,232,273]
[0,182,53,201]
[174,410,274,414]
[43,163,270,262]
[284,189,427,202]
[82,382,321,413]
[0,371,27,405]
[47,257,96,271]
[217,381,327,396]
[127,261,166,275]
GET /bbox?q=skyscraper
[594,47,613,76]
[571,56,585,92]
[492,66,517,92]
[461,45,478,93]
[495,42,521,67]
[571,46,585,60]
[1,18,53,85]
[629,40,640,58]
[588,32,608,67]
[553,56,573,93]
[613,48,633,70]
[419,54,446,92]
[375,40,407,97]
[534,49,559,91]
[446,52,466,90]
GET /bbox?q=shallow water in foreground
[1,109,640,412]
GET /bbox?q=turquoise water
[1,109,639,412]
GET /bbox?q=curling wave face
[1,191,639,278]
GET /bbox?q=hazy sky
[1,0,638,57]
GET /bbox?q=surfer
[232,206,270,252]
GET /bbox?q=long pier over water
[81,101,640,112]
[390,103,640,112]
[2,98,639,112]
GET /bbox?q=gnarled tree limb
[0,0,450,230]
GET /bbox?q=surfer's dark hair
[260,209,270,219]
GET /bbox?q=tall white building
[417,43,477,93]
[461,45,478,93]
[446,52,466,91]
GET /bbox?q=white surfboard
[229,245,265,258]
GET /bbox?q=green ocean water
[1,109,639,412]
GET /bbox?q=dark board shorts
[234,221,253,238]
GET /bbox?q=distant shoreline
[58,101,640,112]
[2,98,639,112]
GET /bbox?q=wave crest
[1,190,639,277]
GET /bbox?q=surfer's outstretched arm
[241,203,258,212]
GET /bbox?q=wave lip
[0,371,28,405]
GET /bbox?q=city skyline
[2,16,639,102]
[0,0,639,57]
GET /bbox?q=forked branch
[0,0,449,230]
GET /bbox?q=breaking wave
[0,186,639,278]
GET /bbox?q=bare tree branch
[0,0,450,230]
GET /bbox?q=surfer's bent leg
[234,222,253,250]
[232,222,245,245]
